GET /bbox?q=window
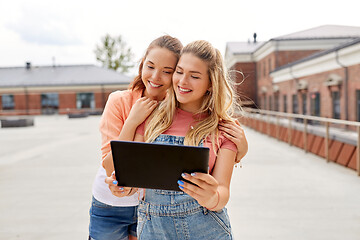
[77,93,95,109]
[263,62,266,77]
[258,97,261,109]
[274,94,279,111]
[268,58,272,73]
[292,94,298,114]
[41,93,59,114]
[310,92,320,116]
[263,95,267,110]
[269,96,272,110]
[356,90,360,121]
[2,94,15,110]
[302,93,307,115]
[332,91,340,119]
[283,95,287,112]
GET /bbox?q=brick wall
[231,62,257,106]
[59,92,77,111]
[348,64,360,121]
[275,50,320,68]
[271,64,360,122]
[0,88,122,116]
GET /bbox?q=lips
[178,86,192,94]
[148,81,162,88]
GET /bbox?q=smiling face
[172,53,211,113]
[141,47,178,101]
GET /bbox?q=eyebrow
[147,60,174,70]
[176,66,202,74]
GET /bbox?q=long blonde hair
[144,40,240,148]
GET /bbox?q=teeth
[179,87,191,92]
[149,81,161,88]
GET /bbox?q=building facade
[0,64,131,116]
[225,25,360,122]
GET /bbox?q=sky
[1,0,360,76]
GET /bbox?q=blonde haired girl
[106,40,244,239]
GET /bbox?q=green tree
[94,34,134,73]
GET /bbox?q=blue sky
[1,0,360,75]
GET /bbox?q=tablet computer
[110,140,209,191]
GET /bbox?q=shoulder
[217,130,237,152]
[108,89,132,101]
[107,89,141,106]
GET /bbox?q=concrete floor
[0,115,359,240]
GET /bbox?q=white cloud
[0,0,360,67]
[5,2,82,46]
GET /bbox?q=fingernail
[191,173,196,176]
[178,185,184,190]
[177,180,184,185]
[113,180,118,185]
[119,187,124,191]
[181,173,186,178]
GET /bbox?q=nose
[151,70,161,81]
[178,74,188,85]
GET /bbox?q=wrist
[123,120,139,130]
[206,190,220,211]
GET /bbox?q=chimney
[26,62,31,70]
[253,33,257,43]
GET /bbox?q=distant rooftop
[226,25,360,56]
[272,25,360,40]
[273,37,360,72]
[0,64,131,88]
[226,41,265,55]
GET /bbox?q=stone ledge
[67,112,89,119]
[1,118,34,128]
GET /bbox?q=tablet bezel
[110,140,209,191]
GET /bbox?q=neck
[142,89,166,101]
[178,103,201,114]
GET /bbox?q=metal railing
[241,108,360,176]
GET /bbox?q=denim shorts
[89,196,137,240]
[136,134,233,240]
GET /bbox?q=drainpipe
[335,50,349,121]
[252,52,258,108]
[24,86,29,115]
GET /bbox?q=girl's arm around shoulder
[219,119,248,163]
[118,97,158,141]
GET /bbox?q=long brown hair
[129,35,183,91]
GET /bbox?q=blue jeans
[136,134,233,240]
[89,196,137,240]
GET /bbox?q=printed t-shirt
[92,89,143,206]
[136,108,237,173]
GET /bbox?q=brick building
[0,64,131,116]
[225,25,360,122]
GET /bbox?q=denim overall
[137,134,233,240]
